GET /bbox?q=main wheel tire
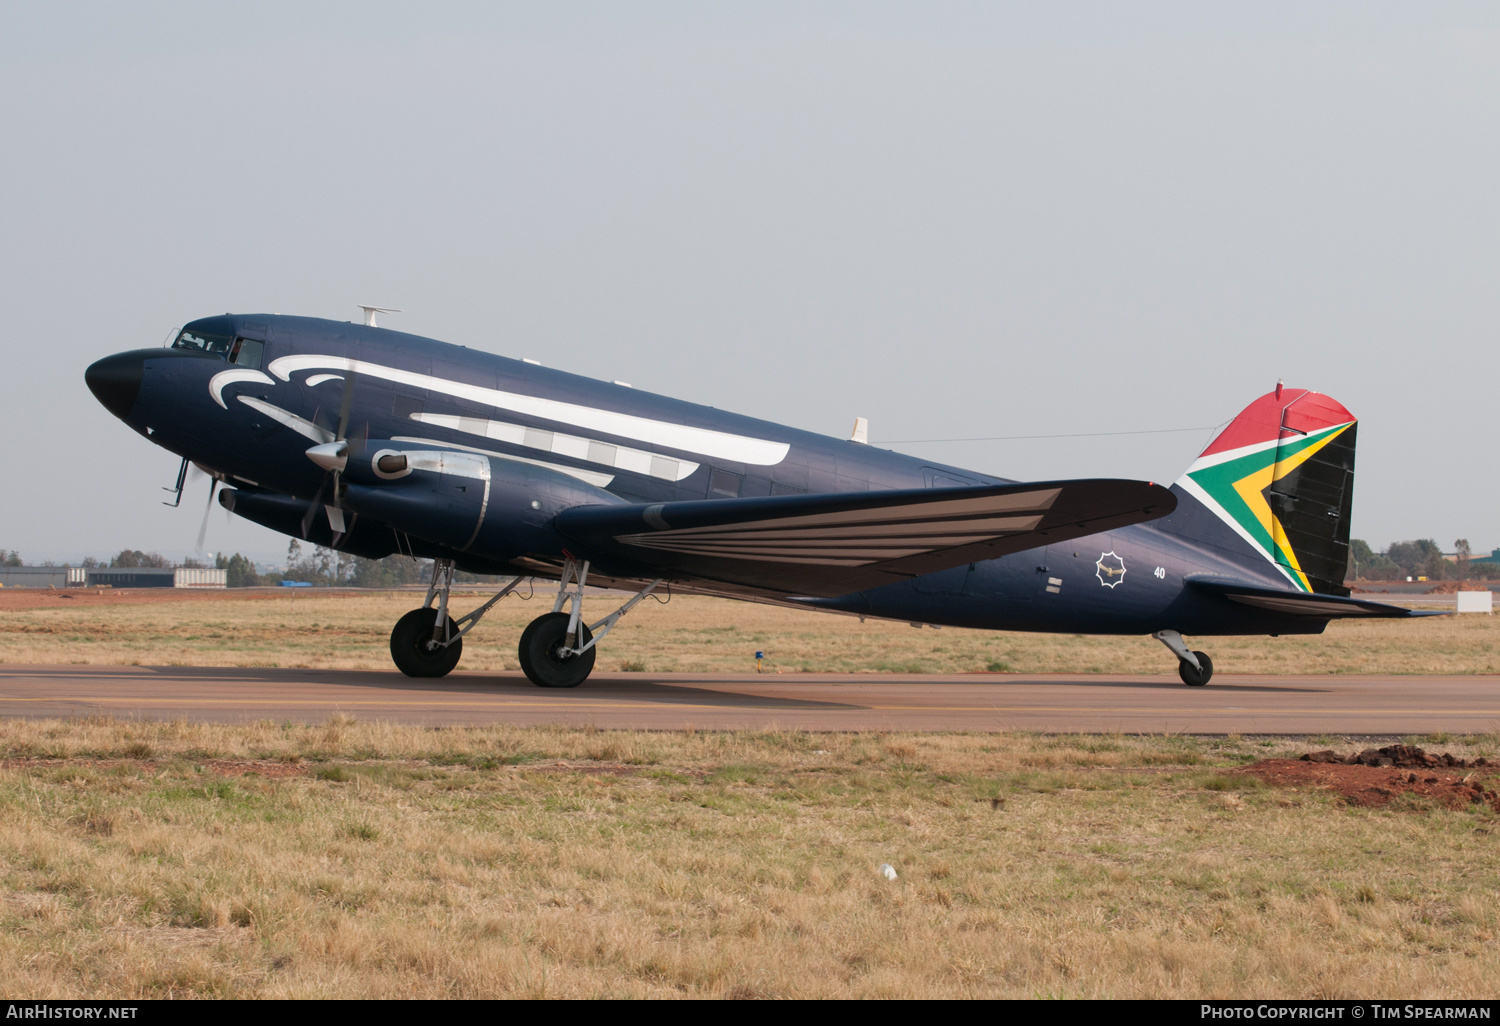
[1178,650,1213,687]
[389,607,463,678]
[518,612,596,688]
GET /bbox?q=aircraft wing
[1187,577,1449,618]
[555,479,1175,597]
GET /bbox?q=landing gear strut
[517,557,663,688]
[389,560,524,678]
[1153,629,1213,687]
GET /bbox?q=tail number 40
[1154,566,1166,579]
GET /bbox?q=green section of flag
[1185,425,1345,594]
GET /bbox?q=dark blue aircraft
[85,314,1433,687]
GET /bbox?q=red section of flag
[1198,388,1355,459]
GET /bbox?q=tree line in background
[206,542,451,588]
[268,540,447,588]
[70,546,439,588]
[1350,539,1500,581]
[1,543,458,589]
[5,537,1497,586]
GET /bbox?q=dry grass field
[0,588,1494,676]
[0,718,1495,998]
[4,590,1496,997]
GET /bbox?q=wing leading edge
[555,479,1176,597]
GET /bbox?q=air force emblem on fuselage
[1095,551,1126,588]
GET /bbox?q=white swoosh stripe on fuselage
[210,368,275,408]
[267,355,790,466]
[390,436,615,488]
[410,412,699,483]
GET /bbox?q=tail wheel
[518,611,596,688]
[390,607,463,678]
[1178,651,1213,687]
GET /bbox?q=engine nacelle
[331,440,623,560]
[219,487,399,560]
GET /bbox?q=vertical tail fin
[1174,386,1357,595]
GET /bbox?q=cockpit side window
[229,338,264,369]
[173,329,234,355]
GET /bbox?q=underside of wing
[1188,577,1447,618]
[555,479,1175,597]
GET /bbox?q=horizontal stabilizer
[1188,577,1447,618]
[556,479,1175,597]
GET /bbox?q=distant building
[0,567,81,588]
[85,568,226,588]
[0,567,225,588]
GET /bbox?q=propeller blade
[300,481,326,539]
[327,505,347,549]
[194,477,218,554]
[335,370,358,442]
[325,372,359,512]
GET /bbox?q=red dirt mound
[1244,748,1500,812]
[1422,581,1495,595]
[1301,743,1490,770]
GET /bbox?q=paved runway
[1,664,1497,733]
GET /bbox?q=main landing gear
[517,557,662,688]
[1153,629,1213,687]
[390,560,525,678]
[387,556,662,688]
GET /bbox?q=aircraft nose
[85,352,145,420]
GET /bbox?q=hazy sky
[3,2,1496,565]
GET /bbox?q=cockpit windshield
[173,329,234,355]
[172,329,265,369]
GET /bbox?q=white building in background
[0,567,225,588]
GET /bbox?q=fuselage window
[710,468,743,497]
[173,329,234,355]
[229,338,264,369]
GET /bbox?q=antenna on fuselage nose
[358,305,401,327]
